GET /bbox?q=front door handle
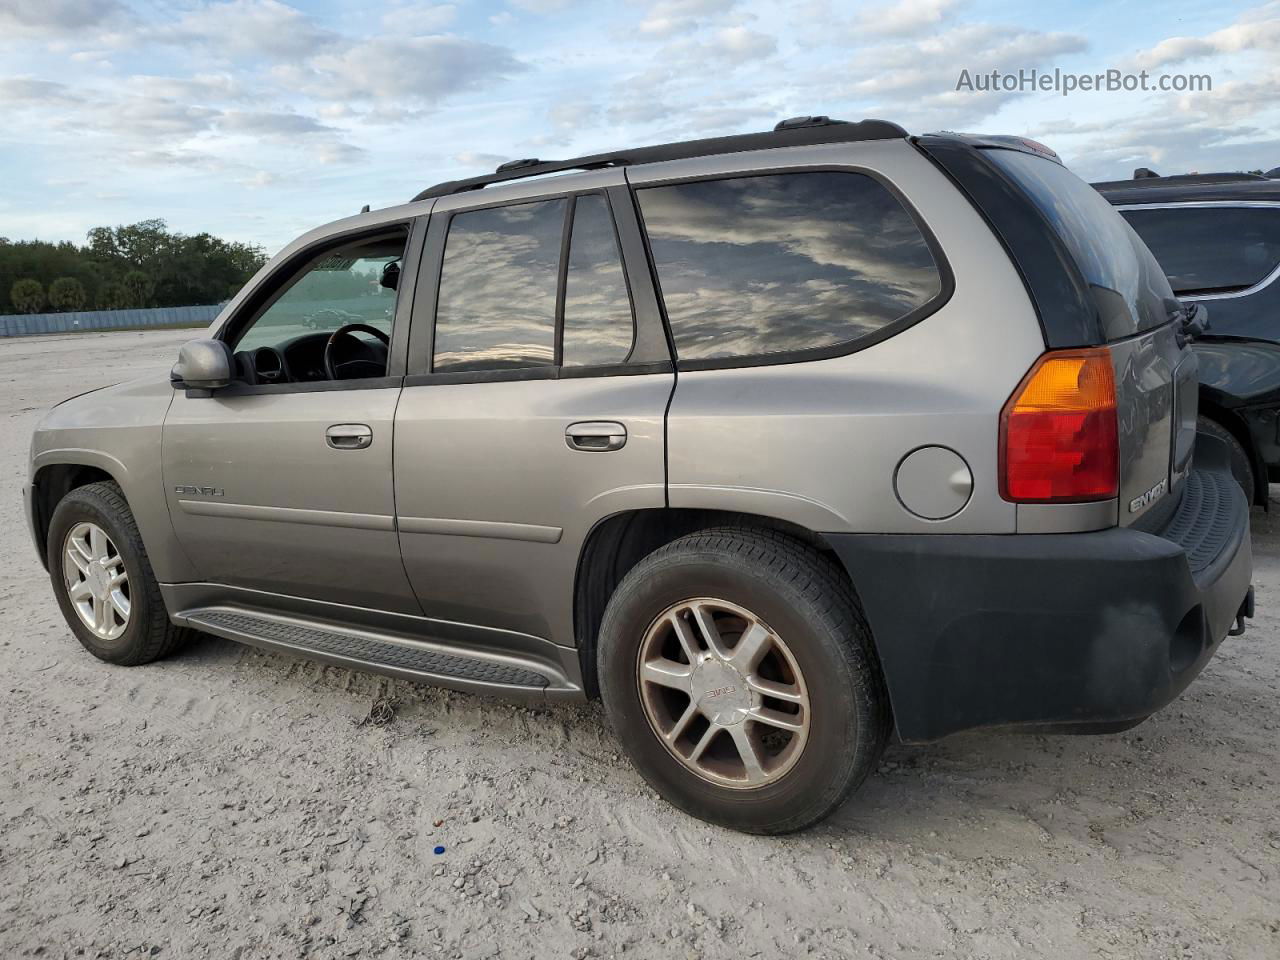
[326,423,373,450]
[566,421,627,452]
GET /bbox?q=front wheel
[597,527,890,834]
[47,481,189,666]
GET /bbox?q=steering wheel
[324,323,391,381]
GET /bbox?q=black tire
[597,526,890,834]
[47,481,190,666]
[1198,415,1255,505]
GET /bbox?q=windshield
[986,149,1175,341]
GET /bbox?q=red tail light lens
[1000,348,1118,503]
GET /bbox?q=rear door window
[562,195,635,366]
[1119,206,1280,295]
[636,171,943,363]
[433,198,565,373]
[985,149,1174,341]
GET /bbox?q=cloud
[638,0,736,38]
[124,73,247,104]
[0,0,127,33]
[454,151,508,168]
[853,0,960,38]
[158,0,337,62]
[852,24,1087,97]
[111,97,221,138]
[709,26,776,63]
[838,22,1087,128]
[299,35,526,104]
[1132,1,1280,68]
[381,2,458,34]
[217,110,339,137]
[0,76,85,106]
[509,0,575,12]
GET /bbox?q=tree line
[1,219,268,315]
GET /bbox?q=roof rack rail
[412,117,908,202]
[1093,171,1271,191]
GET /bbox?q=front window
[236,234,406,353]
[228,231,407,384]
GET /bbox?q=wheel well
[1198,396,1266,505]
[31,464,116,567]
[572,508,843,698]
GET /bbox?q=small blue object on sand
[434,845,446,855]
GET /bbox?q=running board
[177,607,579,701]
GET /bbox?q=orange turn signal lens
[1000,348,1119,503]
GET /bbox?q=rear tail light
[1000,347,1118,503]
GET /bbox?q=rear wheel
[597,527,890,834]
[47,481,190,665]
[1198,415,1255,505]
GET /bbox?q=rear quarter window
[1119,206,1280,295]
[636,171,945,364]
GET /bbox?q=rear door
[985,149,1197,524]
[393,173,673,646]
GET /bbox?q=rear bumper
[829,453,1253,743]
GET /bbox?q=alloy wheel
[636,598,810,789]
[62,521,131,641]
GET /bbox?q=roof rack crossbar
[412,117,908,202]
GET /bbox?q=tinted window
[434,198,565,372]
[1120,207,1280,295]
[236,234,405,353]
[562,195,634,366]
[636,172,941,361]
[987,149,1174,340]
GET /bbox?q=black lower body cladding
[828,462,1253,743]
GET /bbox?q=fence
[0,303,222,339]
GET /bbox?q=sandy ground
[1,328,1278,960]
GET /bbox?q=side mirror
[171,339,233,394]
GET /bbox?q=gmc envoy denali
[26,117,1256,833]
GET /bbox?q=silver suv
[25,117,1256,833]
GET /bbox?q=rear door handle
[566,421,627,452]
[326,423,373,450]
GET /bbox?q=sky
[1,0,1278,254]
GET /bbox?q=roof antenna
[359,204,371,214]
[1133,167,1159,179]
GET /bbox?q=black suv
[1095,171,1280,504]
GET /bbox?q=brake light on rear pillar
[1000,348,1119,503]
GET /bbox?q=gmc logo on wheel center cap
[705,685,737,699]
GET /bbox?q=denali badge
[174,485,225,497]
[1129,478,1167,513]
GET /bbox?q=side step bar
[176,607,581,701]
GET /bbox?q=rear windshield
[986,149,1174,341]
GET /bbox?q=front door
[393,181,674,644]
[162,226,422,613]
